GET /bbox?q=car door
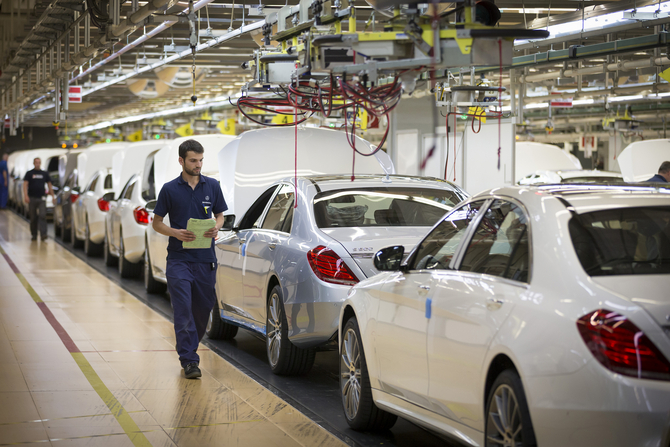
[242,183,295,325]
[215,185,279,321]
[427,199,530,430]
[78,173,99,234]
[112,178,135,252]
[374,200,487,409]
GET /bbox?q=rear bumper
[527,360,670,447]
[123,223,148,264]
[284,279,350,349]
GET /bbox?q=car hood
[320,227,428,278]
[591,275,670,328]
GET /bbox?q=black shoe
[31,235,37,241]
[41,234,47,241]
[183,363,201,379]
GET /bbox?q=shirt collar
[177,173,205,185]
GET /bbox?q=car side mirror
[145,200,157,212]
[221,215,235,231]
[374,246,405,271]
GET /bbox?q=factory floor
[0,209,347,447]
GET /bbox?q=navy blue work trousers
[166,259,217,367]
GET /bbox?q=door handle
[487,297,504,310]
[239,237,246,244]
[418,285,430,296]
[268,243,276,250]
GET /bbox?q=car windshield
[313,187,465,228]
[561,176,623,183]
[569,206,670,276]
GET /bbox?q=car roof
[481,184,670,214]
[299,174,459,191]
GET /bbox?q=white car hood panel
[591,275,670,328]
[320,226,427,278]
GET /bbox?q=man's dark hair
[658,161,670,174]
[179,139,204,159]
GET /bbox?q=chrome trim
[221,309,267,337]
[351,253,374,259]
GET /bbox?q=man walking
[0,153,8,209]
[151,139,227,379]
[23,157,54,241]
[645,161,670,183]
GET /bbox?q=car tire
[340,316,397,431]
[103,231,118,267]
[485,370,537,447]
[118,230,141,278]
[84,218,102,256]
[266,284,315,376]
[206,300,238,340]
[71,221,83,249]
[144,245,166,294]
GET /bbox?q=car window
[313,187,465,228]
[142,162,155,201]
[104,174,113,189]
[85,173,99,193]
[239,185,279,230]
[459,200,530,282]
[120,177,134,200]
[123,180,136,200]
[569,206,670,276]
[409,200,486,270]
[261,184,294,232]
[65,172,75,189]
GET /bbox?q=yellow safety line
[0,243,154,447]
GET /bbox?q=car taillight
[97,198,110,212]
[133,206,151,225]
[70,193,79,203]
[307,245,359,286]
[577,309,670,381]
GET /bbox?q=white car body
[515,142,582,183]
[340,184,670,447]
[146,129,394,289]
[7,150,27,207]
[518,169,623,185]
[72,168,113,248]
[618,138,670,181]
[72,142,129,246]
[105,140,167,268]
[145,135,238,285]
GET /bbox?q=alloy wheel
[340,327,362,420]
[266,291,282,367]
[487,384,523,447]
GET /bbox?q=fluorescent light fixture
[77,93,243,133]
[608,95,644,102]
[516,1,670,43]
[500,8,575,14]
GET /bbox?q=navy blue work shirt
[646,174,668,183]
[153,174,227,263]
[23,169,51,198]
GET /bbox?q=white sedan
[339,184,670,447]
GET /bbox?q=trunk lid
[592,275,670,329]
[320,227,427,278]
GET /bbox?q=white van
[102,140,168,277]
[70,142,129,248]
[617,139,670,181]
[144,128,394,294]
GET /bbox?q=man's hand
[203,225,220,238]
[24,196,29,204]
[173,229,196,242]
